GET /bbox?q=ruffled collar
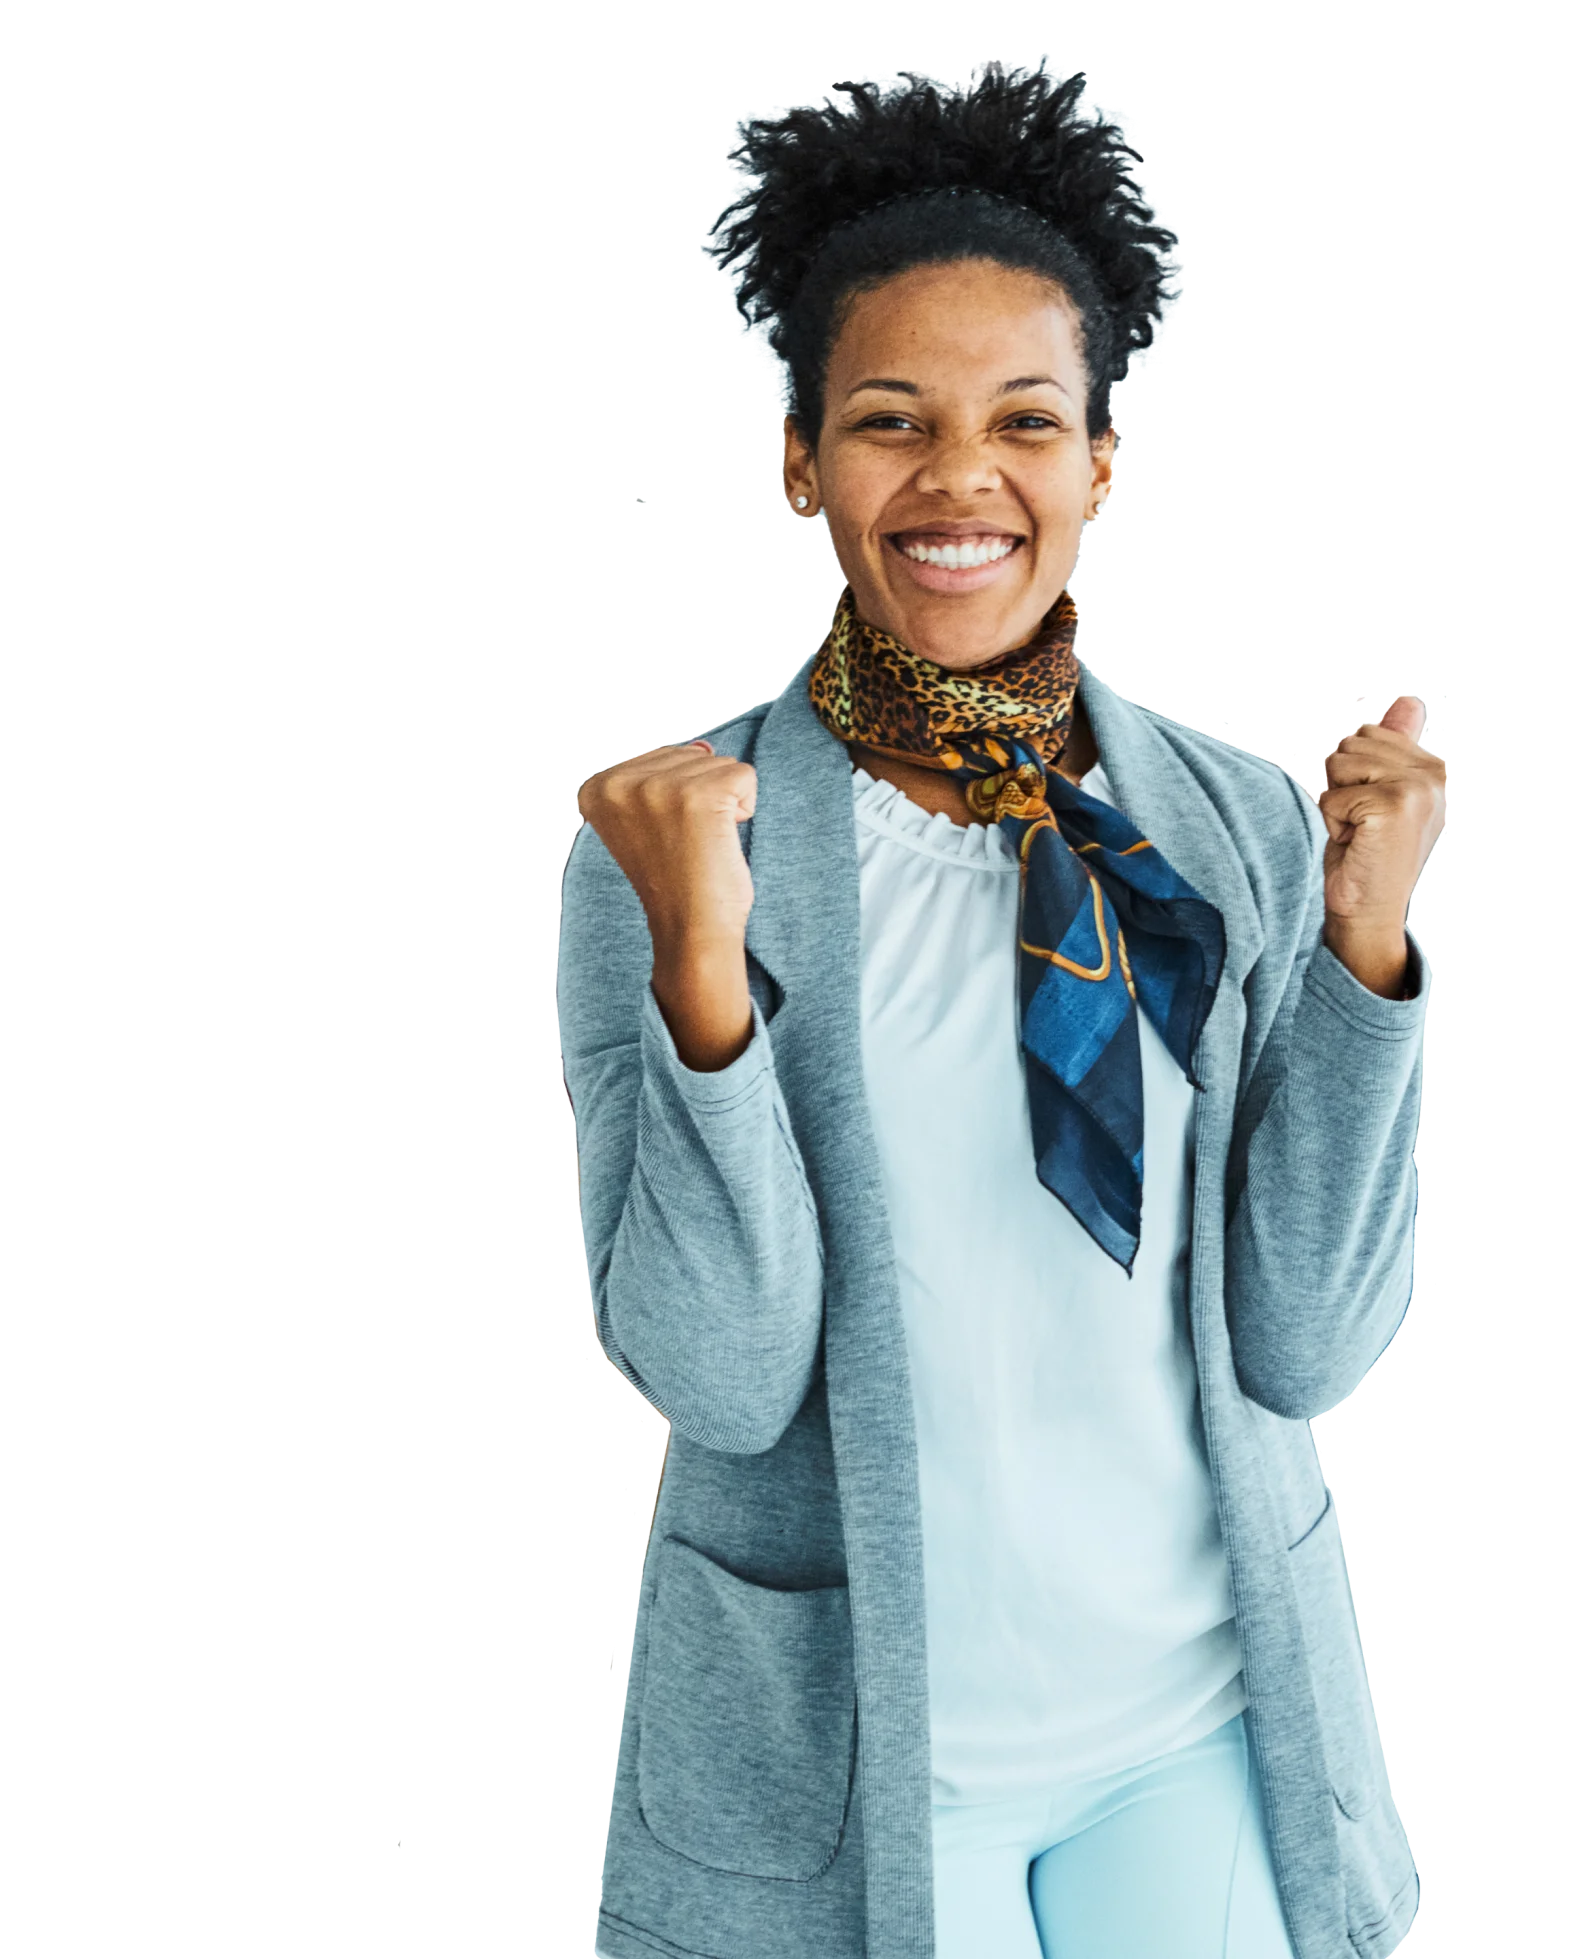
[851,766,1018,868]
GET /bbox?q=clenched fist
[578,740,757,947]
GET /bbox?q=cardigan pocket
[1287,1489,1384,1820]
[636,1534,856,1882]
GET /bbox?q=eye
[1004,413,1063,432]
[853,414,918,432]
[854,413,1065,432]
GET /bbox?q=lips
[887,528,1025,591]
[885,528,1018,587]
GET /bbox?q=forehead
[828,259,1085,390]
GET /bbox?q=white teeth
[901,536,1016,567]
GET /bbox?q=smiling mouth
[885,529,1026,594]
[885,532,1018,556]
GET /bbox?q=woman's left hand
[1308,693,1449,928]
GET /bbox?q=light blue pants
[931,1713,1297,1959]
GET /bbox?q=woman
[557,66,1443,1959]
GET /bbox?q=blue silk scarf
[808,586,1225,1272]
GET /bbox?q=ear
[783,413,815,470]
[1090,425,1117,502]
[779,417,815,505]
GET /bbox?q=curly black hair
[708,65,1178,443]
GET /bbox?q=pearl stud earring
[795,495,809,509]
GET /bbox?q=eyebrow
[845,374,1073,401]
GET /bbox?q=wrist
[650,932,754,1072]
[650,923,749,987]
[1323,913,1410,999]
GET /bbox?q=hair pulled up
[708,65,1179,441]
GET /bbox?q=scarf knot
[962,752,1051,825]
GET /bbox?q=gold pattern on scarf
[964,760,1049,824]
[1010,834,1136,1003]
[1117,926,1138,1001]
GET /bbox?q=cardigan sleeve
[556,822,826,1455]
[1223,785,1430,1421]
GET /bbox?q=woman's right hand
[577,741,757,1070]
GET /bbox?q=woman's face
[784,258,1115,671]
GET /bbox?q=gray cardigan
[556,655,1428,1959]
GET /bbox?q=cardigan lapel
[741,653,858,1015]
[1065,650,1261,1097]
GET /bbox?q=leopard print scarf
[807,585,1224,1274]
[808,583,1081,796]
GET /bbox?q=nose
[913,432,1000,500]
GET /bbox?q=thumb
[1378,694,1426,742]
